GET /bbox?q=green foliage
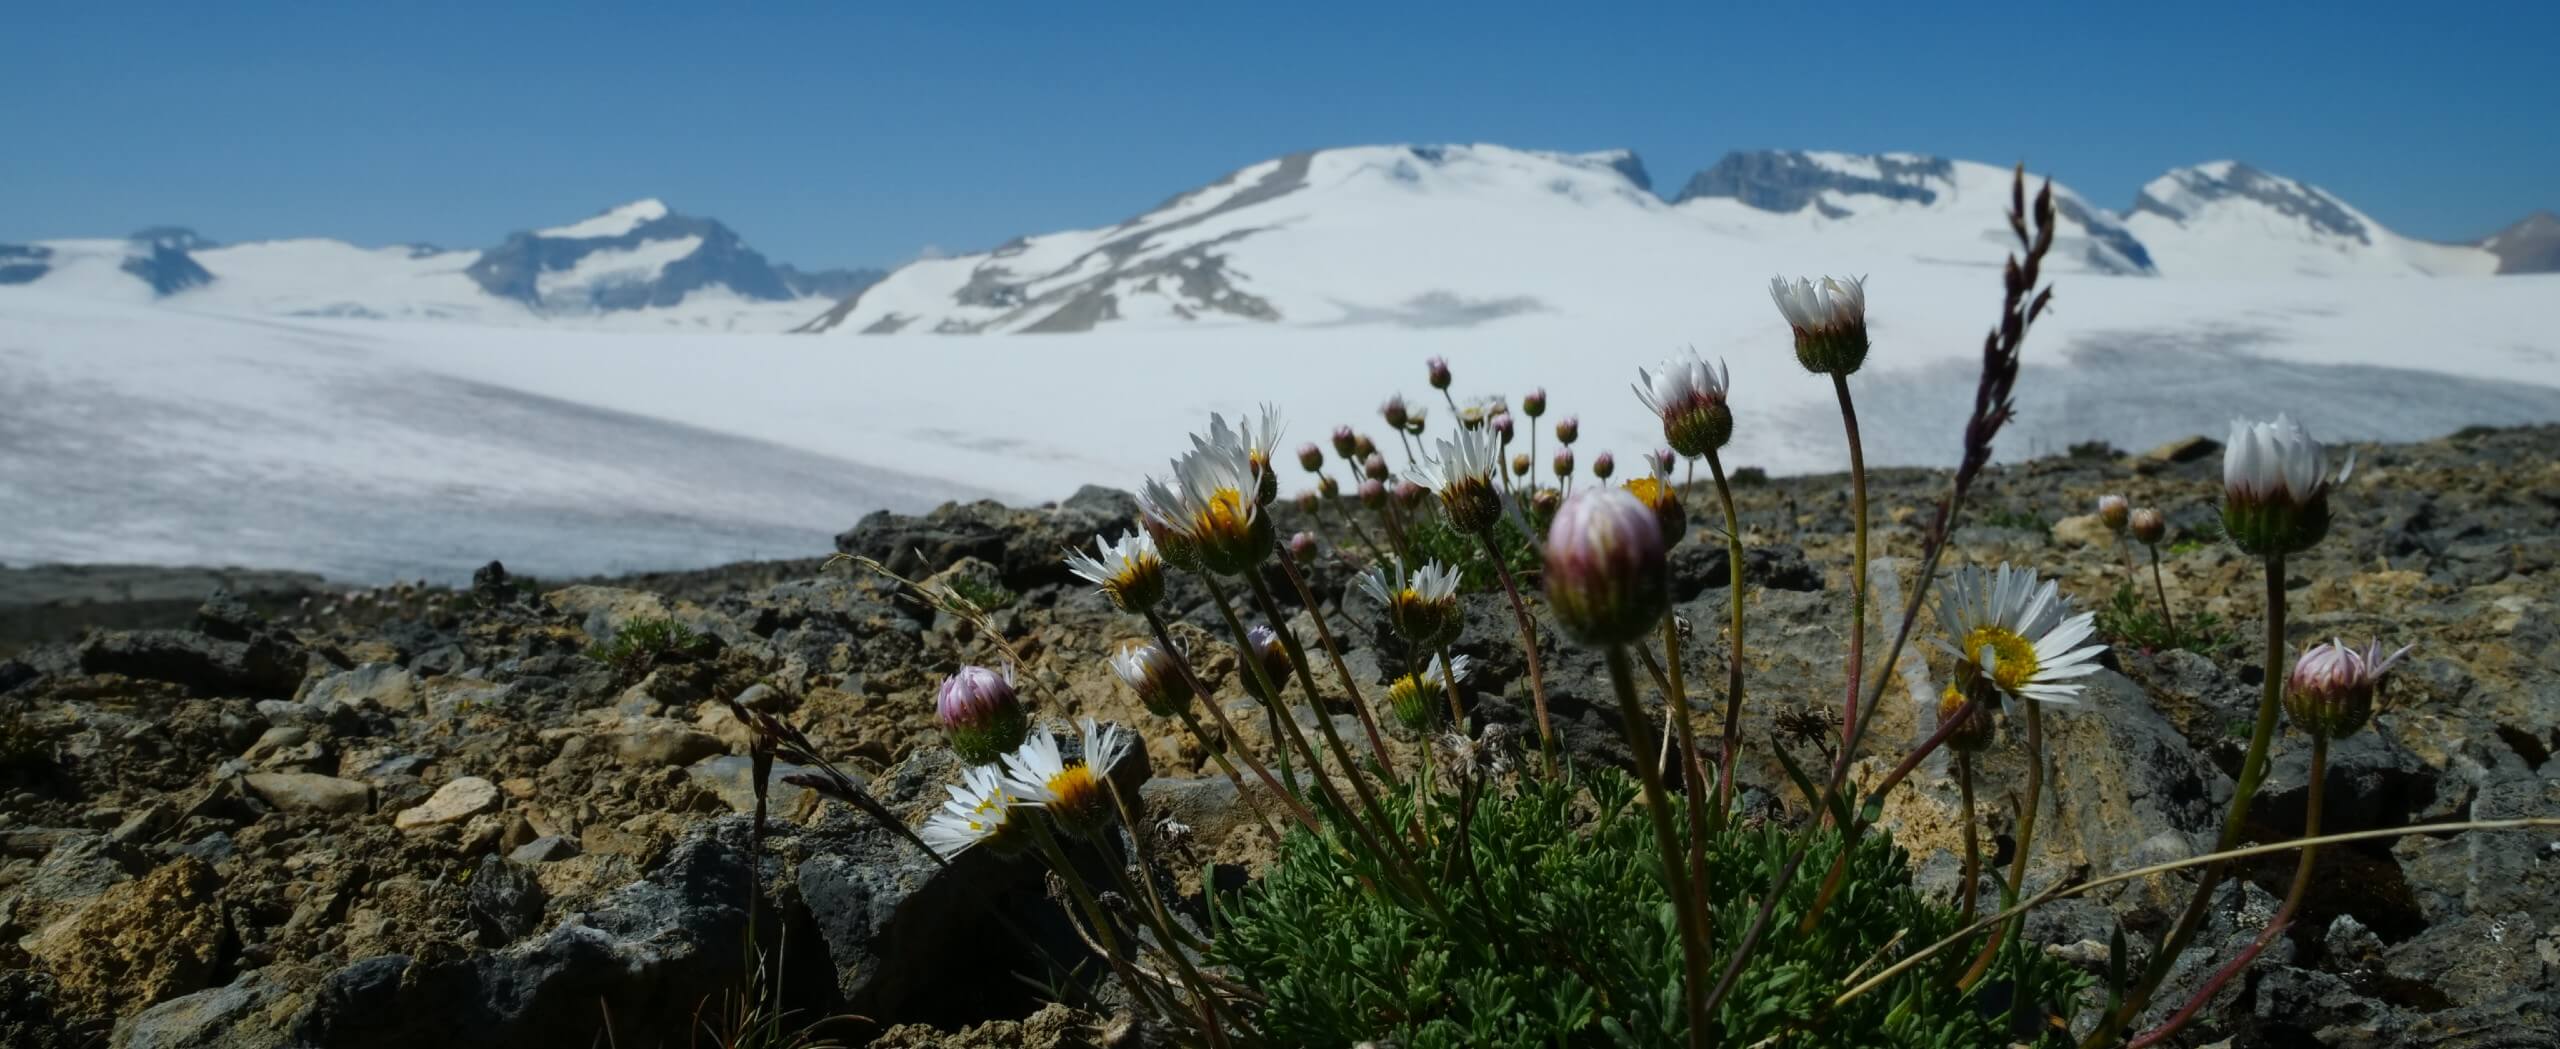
[2094,581,2237,657]
[941,575,1018,613]
[1401,511,1540,593]
[1977,507,2052,533]
[0,708,53,777]
[1729,466,1770,487]
[1212,769,2086,1048]
[2164,516,2222,556]
[2065,440,2118,460]
[586,616,710,682]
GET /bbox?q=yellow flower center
[1045,765,1105,815]
[1193,486,1250,540]
[1625,477,1667,508]
[965,793,1006,833]
[1959,626,2040,692]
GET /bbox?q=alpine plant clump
[744,167,2495,1049]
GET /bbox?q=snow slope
[2125,162,2497,277]
[805,146,2161,335]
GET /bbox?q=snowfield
[5,268,2555,583]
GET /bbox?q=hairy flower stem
[1028,822,1154,1017]
[1201,577,1365,831]
[1481,529,1558,775]
[1142,609,1318,835]
[1272,541,1398,778]
[2090,551,2290,1045]
[1705,450,1749,822]
[1660,615,1714,933]
[1244,571,1389,804]
[1960,698,2046,990]
[2146,545,2180,635]
[1100,782,1232,1048]
[1605,645,1711,1049]
[1957,751,1982,925]
[1833,373,1871,773]
[1176,709,1283,844]
[2126,733,2327,1048]
[1241,573,1444,910]
[1434,644,1469,726]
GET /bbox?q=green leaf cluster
[1211,769,2087,1047]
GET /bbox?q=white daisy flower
[2223,415,2352,505]
[1356,559,1464,647]
[1063,530,1164,613]
[2222,414,2355,556]
[1634,348,1733,458]
[921,763,1026,859]
[1001,717,1135,837]
[1386,653,1474,734]
[1933,563,2106,713]
[1769,274,1871,375]
[1407,424,1505,532]
[1140,419,1275,576]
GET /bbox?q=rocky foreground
[2,426,2554,1048]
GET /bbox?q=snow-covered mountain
[2480,211,2560,274]
[0,201,883,331]
[802,145,2158,335]
[2124,162,2496,277]
[1669,150,2156,275]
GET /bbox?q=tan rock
[30,857,223,1018]
[2051,512,2117,550]
[393,776,500,830]
[243,772,372,815]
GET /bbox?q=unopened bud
[2130,507,2166,546]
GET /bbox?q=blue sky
[5,3,2552,270]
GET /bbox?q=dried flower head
[1553,447,1575,479]
[1426,355,1453,390]
[1591,451,1616,481]
[1523,387,1547,418]
[1382,394,1410,432]
[1331,425,1359,459]
[1287,530,1318,562]
[1936,664,2001,753]
[1555,416,1580,445]
[1297,442,1325,473]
